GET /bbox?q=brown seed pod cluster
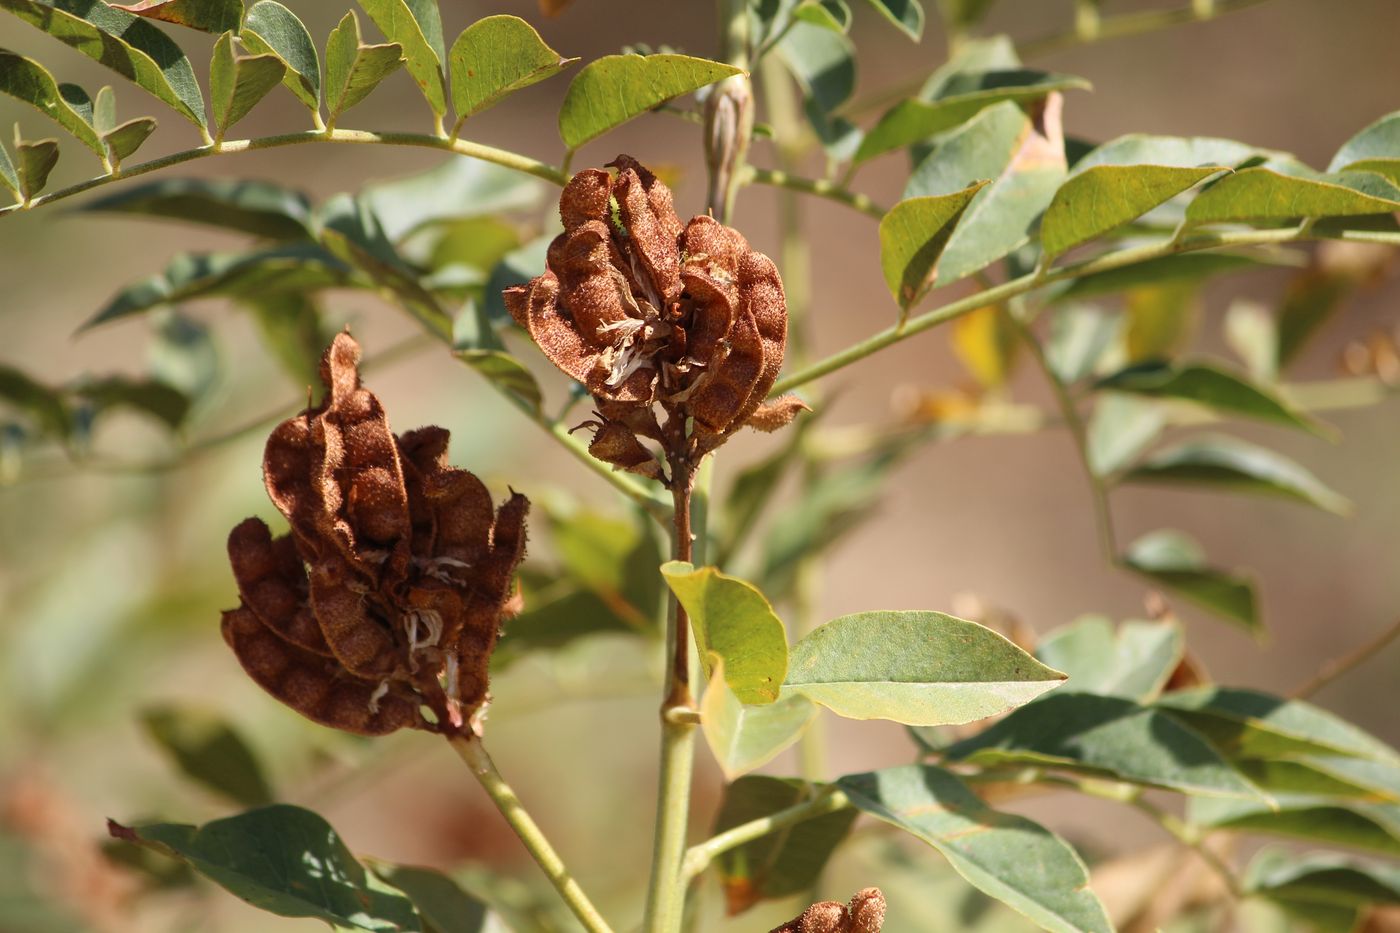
[505,155,805,485]
[222,332,528,737]
[770,887,887,933]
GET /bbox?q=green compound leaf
[449,15,573,130]
[1094,360,1326,437]
[14,136,61,199]
[558,53,741,150]
[109,805,424,931]
[784,610,1066,726]
[859,0,923,39]
[0,51,105,155]
[81,177,314,239]
[1186,166,1400,225]
[856,70,1089,164]
[452,349,542,414]
[838,764,1112,933]
[324,11,404,127]
[112,0,242,33]
[370,864,496,933]
[878,181,988,314]
[101,115,157,161]
[356,0,445,117]
[661,562,788,705]
[1329,109,1400,184]
[0,0,207,128]
[72,376,190,430]
[209,31,285,140]
[700,658,816,779]
[946,692,1269,800]
[1035,615,1182,702]
[1122,530,1258,633]
[776,19,855,115]
[363,156,542,241]
[1055,253,1281,300]
[1194,796,1400,857]
[712,776,858,915]
[1120,434,1351,515]
[140,704,273,808]
[1040,164,1224,260]
[241,0,320,115]
[1244,846,1400,931]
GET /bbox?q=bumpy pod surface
[770,888,887,933]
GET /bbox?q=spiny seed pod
[770,888,887,933]
[504,155,806,484]
[223,332,529,737]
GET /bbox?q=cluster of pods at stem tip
[771,888,887,933]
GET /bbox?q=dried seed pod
[223,332,530,738]
[769,888,886,933]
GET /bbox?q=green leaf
[1095,361,1325,436]
[1055,253,1279,300]
[448,15,573,130]
[857,70,1089,165]
[558,53,741,150]
[661,562,788,705]
[209,31,285,140]
[241,0,320,114]
[1122,530,1258,633]
[1245,846,1400,929]
[879,182,988,314]
[493,588,638,670]
[794,0,851,32]
[1041,165,1224,260]
[324,11,404,126]
[0,140,19,199]
[1224,299,1278,381]
[1232,758,1400,803]
[542,504,663,630]
[838,764,1112,933]
[14,135,61,200]
[905,98,1068,286]
[0,51,105,155]
[932,0,999,29]
[784,610,1066,726]
[859,0,924,39]
[1276,264,1357,369]
[0,364,71,437]
[101,115,157,161]
[109,805,424,931]
[1045,304,1117,384]
[140,704,273,807]
[775,21,856,115]
[112,0,242,33]
[700,658,816,779]
[363,156,542,241]
[1086,392,1166,477]
[1328,110,1400,173]
[1195,797,1400,857]
[241,291,330,387]
[370,865,494,933]
[355,0,446,116]
[452,349,541,413]
[717,421,808,566]
[946,692,1268,799]
[712,777,858,914]
[484,235,551,324]
[1186,167,1400,225]
[1074,134,1269,172]
[1122,280,1198,363]
[149,307,218,402]
[81,177,314,239]
[1035,615,1182,702]
[0,0,207,128]
[73,376,190,429]
[1121,434,1351,515]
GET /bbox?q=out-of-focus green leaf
[241,291,329,387]
[0,141,19,199]
[1073,134,1268,172]
[453,349,541,412]
[14,135,61,200]
[241,0,320,114]
[1329,110,1400,172]
[1276,265,1358,369]
[141,704,273,807]
[558,53,740,149]
[149,308,218,403]
[785,610,1066,726]
[859,0,923,38]
[1045,304,1117,384]
[1123,281,1198,362]
[700,659,816,779]
[1187,167,1400,225]
[878,182,988,314]
[113,0,241,33]
[1123,529,1257,633]
[0,0,207,128]
[543,502,663,629]
[492,586,638,670]
[951,303,1019,388]
[1055,253,1279,300]
[110,805,424,931]
[838,764,1112,933]
[1041,165,1223,260]
[1086,392,1165,477]
[712,776,858,915]
[0,364,71,437]
[1232,758,1400,802]
[1224,300,1278,381]
[717,419,808,567]
[946,692,1267,799]
[857,70,1088,164]
[775,20,855,114]
[0,51,105,155]
[364,157,542,242]
[1035,615,1182,702]
[209,31,285,140]
[1194,797,1400,857]
[662,562,788,705]
[1244,846,1400,931]
[484,235,550,324]
[1121,434,1351,514]
[794,0,851,32]
[323,11,404,126]
[932,0,999,29]
[448,15,572,130]
[370,864,495,933]
[73,376,190,429]
[81,177,314,239]
[1095,361,1325,436]
[356,0,445,116]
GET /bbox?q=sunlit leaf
[1186,167,1400,225]
[1122,530,1258,633]
[448,15,573,130]
[859,0,923,38]
[1035,615,1182,702]
[363,157,542,241]
[1244,846,1400,930]
[774,20,855,114]
[794,0,851,32]
[81,177,314,239]
[1041,165,1223,260]
[14,136,61,200]
[1095,361,1325,436]
[141,704,273,807]
[784,610,1066,726]
[356,0,445,116]
[101,115,157,161]
[323,11,404,126]
[700,659,816,779]
[838,764,1112,933]
[370,864,496,933]
[1194,796,1400,857]
[1123,281,1198,362]
[951,303,1018,388]
[209,30,285,140]
[1073,134,1269,172]
[241,0,320,114]
[558,53,740,149]
[0,51,105,155]
[878,181,988,314]
[1329,110,1400,173]
[113,0,242,33]
[1055,253,1280,300]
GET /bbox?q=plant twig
[742,166,887,220]
[449,735,614,933]
[1018,0,1277,59]
[1291,616,1400,699]
[681,787,851,882]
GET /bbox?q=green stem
[681,787,851,882]
[1291,616,1400,699]
[1018,0,1276,58]
[449,736,614,933]
[0,128,566,219]
[742,166,887,220]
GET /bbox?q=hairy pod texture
[770,888,887,933]
[504,155,806,481]
[223,332,529,736]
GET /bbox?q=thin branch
[681,787,851,883]
[1291,616,1400,699]
[0,128,566,220]
[1018,0,1278,59]
[742,166,887,220]
[449,735,614,933]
